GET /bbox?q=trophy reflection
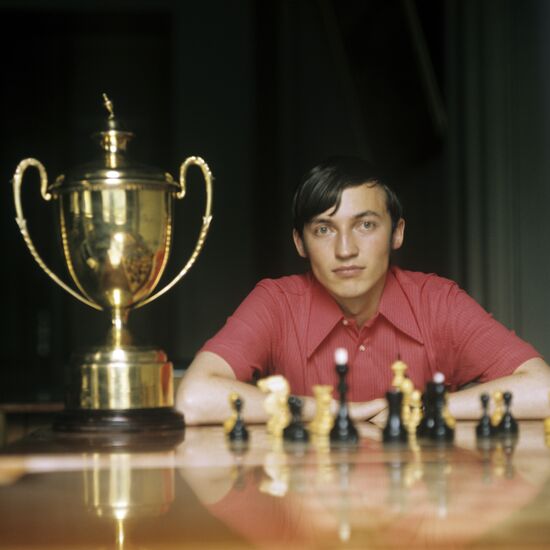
[12,95,213,433]
[83,452,175,550]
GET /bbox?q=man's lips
[332,265,364,277]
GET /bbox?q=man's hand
[348,398,387,423]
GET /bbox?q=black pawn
[476,393,496,439]
[228,396,249,442]
[497,391,519,436]
[383,389,408,444]
[430,377,454,443]
[416,381,436,438]
[283,396,310,443]
[330,361,359,445]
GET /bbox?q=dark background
[0,0,548,403]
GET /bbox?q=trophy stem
[108,307,133,347]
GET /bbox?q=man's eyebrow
[353,210,383,219]
[309,210,383,224]
[309,216,333,224]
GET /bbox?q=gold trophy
[12,95,212,436]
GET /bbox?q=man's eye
[314,226,330,236]
[359,221,375,231]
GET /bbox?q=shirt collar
[378,267,424,344]
[306,274,345,358]
[306,267,423,358]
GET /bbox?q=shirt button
[359,344,366,352]
[342,319,349,326]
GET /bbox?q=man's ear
[293,229,308,258]
[391,218,405,250]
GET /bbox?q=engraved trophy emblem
[12,95,213,435]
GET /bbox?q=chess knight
[258,375,291,437]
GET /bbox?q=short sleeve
[442,285,540,388]
[200,281,281,382]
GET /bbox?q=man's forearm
[179,373,386,426]
[178,374,270,425]
[448,358,550,420]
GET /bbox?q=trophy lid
[49,94,180,194]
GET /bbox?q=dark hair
[292,156,403,237]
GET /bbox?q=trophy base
[66,346,178,410]
[52,407,185,435]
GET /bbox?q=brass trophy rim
[48,159,181,195]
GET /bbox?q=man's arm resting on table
[176,351,271,425]
[177,351,387,425]
[448,357,550,420]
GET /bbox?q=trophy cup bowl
[12,95,213,438]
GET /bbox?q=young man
[177,157,550,425]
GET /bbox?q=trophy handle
[136,156,213,308]
[12,158,101,310]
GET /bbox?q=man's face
[293,183,404,319]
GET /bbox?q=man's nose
[335,230,359,258]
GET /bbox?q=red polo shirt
[201,267,539,401]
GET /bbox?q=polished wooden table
[1,421,550,549]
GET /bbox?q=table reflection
[0,422,550,548]
[177,422,550,548]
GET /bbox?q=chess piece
[400,377,414,426]
[309,385,334,437]
[390,358,408,389]
[496,391,519,437]
[416,380,436,438]
[283,396,310,443]
[330,348,359,445]
[227,397,248,443]
[430,372,454,443]
[227,394,249,442]
[382,389,408,444]
[407,389,423,436]
[258,375,291,438]
[223,392,239,433]
[442,393,456,430]
[491,391,504,427]
[476,393,495,439]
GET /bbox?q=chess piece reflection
[491,437,517,479]
[336,458,353,542]
[258,375,291,438]
[260,438,289,497]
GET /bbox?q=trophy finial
[97,93,132,154]
[102,93,115,120]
